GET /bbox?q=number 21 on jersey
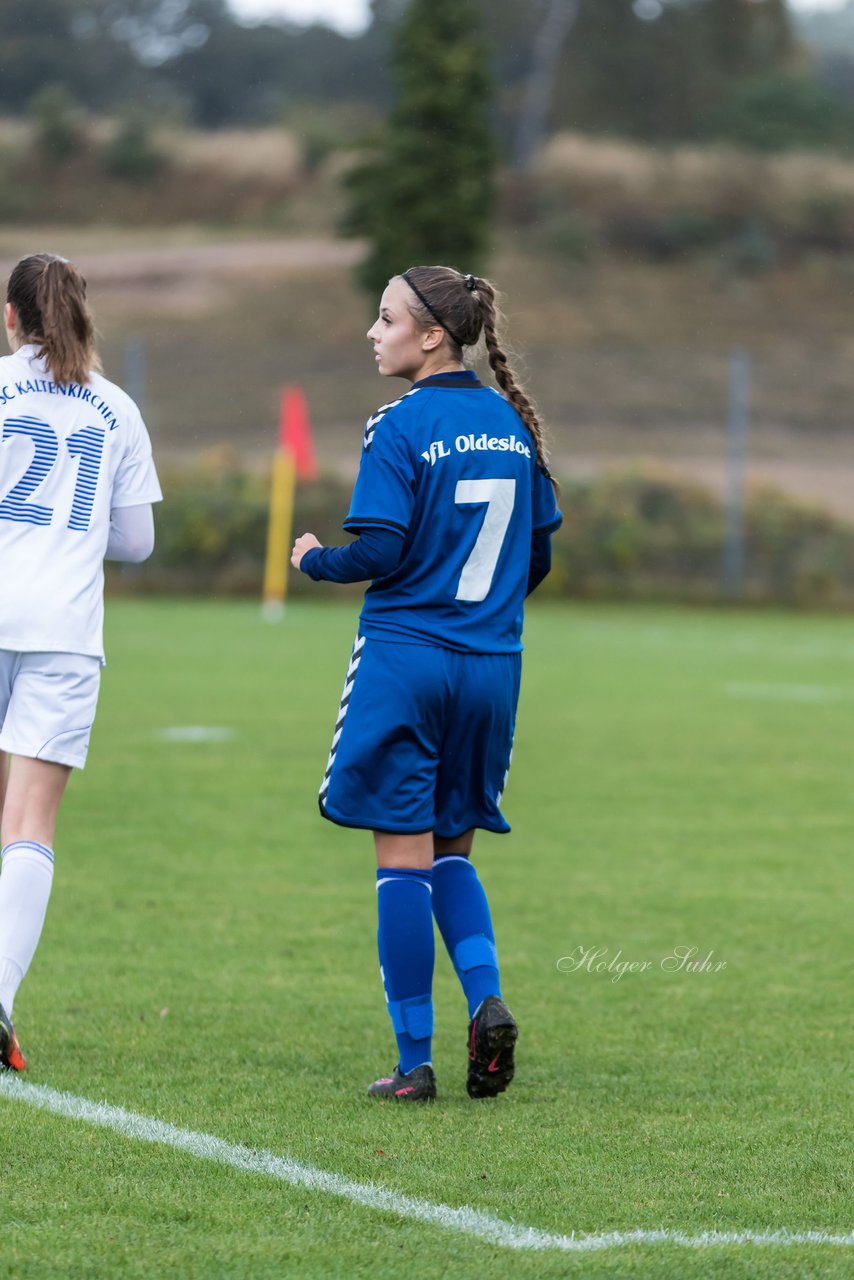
[0,415,105,532]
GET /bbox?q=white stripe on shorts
[319,635,365,801]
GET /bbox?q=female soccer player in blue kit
[291,265,561,1101]
[0,253,162,1071]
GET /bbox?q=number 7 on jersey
[454,478,516,602]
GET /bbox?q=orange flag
[279,386,318,481]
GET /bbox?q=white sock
[0,841,55,1015]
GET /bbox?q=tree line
[3,0,850,152]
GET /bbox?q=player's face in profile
[367,277,433,382]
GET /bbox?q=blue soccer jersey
[342,370,562,654]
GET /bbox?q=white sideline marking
[157,726,235,743]
[724,682,843,704]
[1,1078,852,1254]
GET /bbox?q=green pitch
[1,599,851,1279]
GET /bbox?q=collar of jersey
[411,370,482,390]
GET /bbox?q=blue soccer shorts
[319,635,522,838]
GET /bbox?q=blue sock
[376,868,434,1074]
[431,855,501,1017]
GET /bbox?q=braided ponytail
[7,253,100,385]
[399,264,558,494]
[474,279,556,492]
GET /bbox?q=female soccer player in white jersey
[0,252,162,1072]
[292,265,561,1102]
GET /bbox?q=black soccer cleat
[467,995,517,1099]
[367,1063,437,1101]
[0,1002,26,1073]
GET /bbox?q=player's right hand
[291,532,322,570]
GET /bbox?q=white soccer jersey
[0,344,162,661]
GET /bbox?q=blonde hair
[6,252,100,385]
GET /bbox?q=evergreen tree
[343,0,496,297]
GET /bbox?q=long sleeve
[105,503,155,562]
[300,525,405,584]
[526,530,552,597]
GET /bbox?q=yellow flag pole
[262,447,296,621]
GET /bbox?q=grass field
[1,598,852,1278]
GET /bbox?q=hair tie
[464,274,478,292]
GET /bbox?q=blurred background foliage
[4,0,854,606]
[2,0,853,255]
[107,454,854,608]
[2,0,853,250]
[1,0,851,147]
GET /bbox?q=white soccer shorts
[0,651,102,769]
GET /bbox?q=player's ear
[3,302,16,333]
[421,325,445,353]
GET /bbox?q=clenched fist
[291,532,322,570]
